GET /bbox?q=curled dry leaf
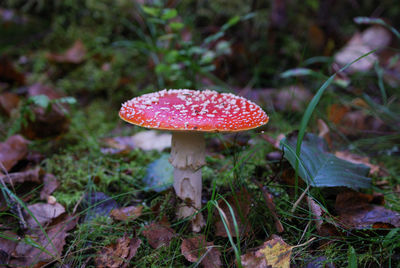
[215,188,251,237]
[335,191,400,229]
[142,222,175,249]
[335,151,380,175]
[46,40,86,64]
[0,231,18,266]
[241,235,292,268]
[0,135,29,172]
[26,202,65,228]
[101,130,171,154]
[0,92,20,116]
[1,166,41,184]
[110,205,143,221]
[95,234,141,268]
[181,235,221,268]
[40,173,60,200]
[10,215,77,267]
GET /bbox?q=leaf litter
[95,234,142,268]
[181,234,221,268]
[142,222,176,249]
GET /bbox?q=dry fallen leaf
[142,222,175,249]
[0,92,20,116]
[102,130,171,154]
[215,188,251,237]
[335,191,400,229]
[0,231,19,266]
[40,173,60,200]
[181,235,221,268]
[10,215,77,267]
[110,205,143,221]
[46,40,86,64]
[241,235,292,268]
[28,83,64,100]
[21,102,70,140]
[361,25,392,50]
[334,33,377,73]
[317,119,331,146]
[0,134,29,172]
[26,202,65,228]
[328,104,388,136]
[0,56,26,85]
[335,151,380,175]
[239,86,312,113]
[95,234,141,268]
[2,167,41,184]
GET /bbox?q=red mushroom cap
[119,89,269,132]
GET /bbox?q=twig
[291,185,310,213]
[253,179,284,233]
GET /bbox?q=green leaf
[56,96,77,105]
[221,15,240,31]
[169,22,184,31]
[280,133,371,189]
[348,246,357,268]
[161,8,178,20]
[30,95,50,108]
[141,5,160,17]
[280,68,326,79]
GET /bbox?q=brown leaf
[1,167,41,184]
[46,40,86,64]
[327,104,350,125]
[26,202,65,228]
[274,86,312,112]
[239,86,312,113]
[335,191,399,229]
[28,83,64,100]
[317,119,331,146]
[10,215,77,267]
[241,235,292,268]
[0,92,20,116]
[307,196,324,232]
[40,173,60,200]
[181,235,221,268]
[101,131,171,154]
[361,26,392,50]
[0,134,29,172]
[142,222,175,249]
[215,188,251,237]
[21,103,70,140]
[328,105,388,136]
[0,231,18,266]
[335,151,380,175]
[0,56,25,85]
[334,33,378,73]
[95,234,141,268]
[110,205,143,221]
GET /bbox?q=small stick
[291,185,310,213]
[253,179,284,233]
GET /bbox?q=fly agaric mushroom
[119,89,268,232]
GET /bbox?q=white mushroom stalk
[119,89,269,232]
[170,132,205,231]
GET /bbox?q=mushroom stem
[170,132,205,232]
